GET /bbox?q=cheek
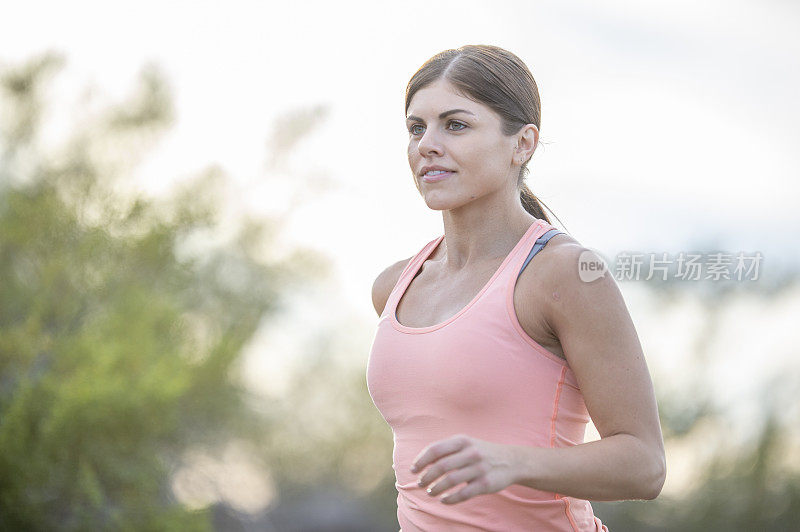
[407,143,419,162]
[461,137,502,166]
[461,145,507,181]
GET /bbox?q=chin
[422,195,467,212]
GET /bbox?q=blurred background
[1,0,798,530]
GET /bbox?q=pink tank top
[366,218,609,531]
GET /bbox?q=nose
[416,127,444,158]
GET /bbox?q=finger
[418,446,482,488]
[411,434,469,473]
[441,475,491,505]
[426,462,486,497]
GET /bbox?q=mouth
[421,170,456,183]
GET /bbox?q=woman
[366,45,666,532]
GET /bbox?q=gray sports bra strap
[517,229,564,279]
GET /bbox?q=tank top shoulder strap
[395,234,443,286]
[509,220,566,281]
[380,234,442,320]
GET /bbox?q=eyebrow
[405,109,476,122]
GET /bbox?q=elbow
[642,453,667,500]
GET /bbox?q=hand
[410,434,520,505]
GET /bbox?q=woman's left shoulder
[542,230,580,252]
[535,231,621,297]
[536,231,585,270]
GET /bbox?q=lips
[420,165,456,176]
[422,171,455,183]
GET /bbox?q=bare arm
[513,244,666,501]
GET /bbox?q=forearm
[512,433,665,501]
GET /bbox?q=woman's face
[406,79,519,210]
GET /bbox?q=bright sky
[3,0,799,504]
[3,0,798,304]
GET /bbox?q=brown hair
[405,44,563,227]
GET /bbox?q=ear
[514,124,539,164]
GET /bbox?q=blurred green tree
[0,52,325,530]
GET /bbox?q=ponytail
[518,167,565,231]
[519,184,550,223]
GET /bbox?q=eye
[409,124,424,135]
[407,120,467,136]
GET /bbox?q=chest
[395,259,566,360]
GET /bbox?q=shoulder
[521,230,584,286]
[535,231,592,282]
[534,233,628,339]
[371,255,414,317]
[518,231,623,330]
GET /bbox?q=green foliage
[0,52,316,530]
